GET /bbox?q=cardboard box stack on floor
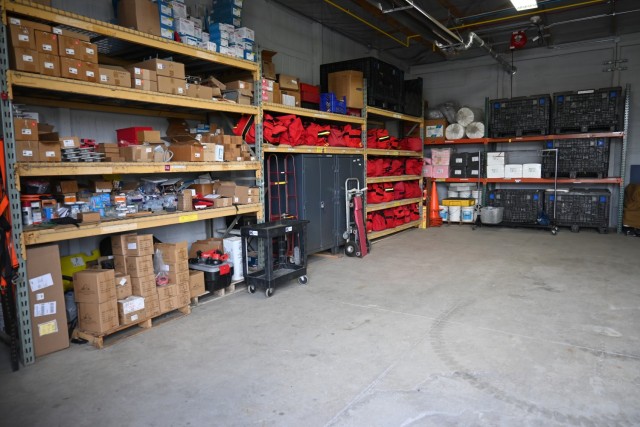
[73,268,119,334]
[154,241,191,311]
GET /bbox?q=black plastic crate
[403,77,423,117]
[487,189,544,224]
[489,94,551,137]
[552,87,622,133]
[320,57,404,111]
[545,190,610,230]
[542,138,610,178]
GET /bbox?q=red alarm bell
[510,31,527,50]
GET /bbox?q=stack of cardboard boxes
[74,268,120,334]
[260,51,302,108]
[14,118,61,162]
[154,241,191,311]
[222,79,253,105]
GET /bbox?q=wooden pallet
[72,304,191,349]
[190,282,240,306]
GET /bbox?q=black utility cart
[241,219,309,298]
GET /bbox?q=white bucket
[439,205,448,221]
[447,190,459,198]
[472,189,483,205]
[449,206,461,222]
[459,190,472,198]
[461,206,475,223]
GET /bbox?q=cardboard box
[82,41,98,63]
[126,234,154,256]
[77,299,119,334]
[113,255,128,275]
[26,244,70,357]
[51,27,91,42]
[77,212,100,223]
[225,80,253,91]
[280,89,300,108]
[58,35,84,60]
[168,270,190,286]
[278,74,298,91]
[505,164,523,179]
[190,183,214,196]
[426,119,447,139]
[84,61,99,83]
[486,152,506,165]
[73,269,116,304]
[523,163,542,178]
[111,233,136,255]
[188,238,223,258]
[114,274,132,299]
[177,189,193,211]
[16,140,39,162]
[233,195,255,204]
[215,181,236,198]
[431,148,452,166]
[159,294,181,313]
[223,89,252,105]
[126,66,157,81]
[38,141,61,162]
[431,166,450,179]
[144,294,160,318]
[486,165,505,178]
[189,270,206,298]
[120,145,153,162]
[11,48,39,73]
[137,130,162,144]
[126,255,154,277]
[213,197,232,208]
[131,274,156,297]
[262,50,276,80]
[60,136,80,149]
[92,180,112,193]
[35,31,58,54]
[170,143,204,162]
[98,65,132,88]
[14,118,38,141]
[177,285,190,307]
[165,259,189,273]
[39,53,60,77]
[60,57,83,80]
[154,241,188,263]
[118,295,145,315]
[157,76,187,96]
[119,307,146,326]
[157,283,178,300]
[134,58,185,79]
[8,17,51,49]
[118,0,161,36]
[328,70,364,109]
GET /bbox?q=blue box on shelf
[320,93,347,114]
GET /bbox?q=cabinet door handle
[320,201,325,209]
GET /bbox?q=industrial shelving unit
[0,0,263,365]
[365,106,424,240]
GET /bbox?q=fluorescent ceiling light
[510,0,538,11]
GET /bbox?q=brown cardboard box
[118,0,161,36]
[159,294,181,313]
[117,295,146,325]
[165,259,189,273]
[132,77,156,91]
[216,181,237,198]
[137,130,162,144]
[168,270,190,286]
[190,183,214,195]
[111,233,136,255]
[77,299,119,334]
[157,76,187,96]
[223,89,252,105]
[14,118,38,141]
[60,57,84,80]
[189,270,206,298]
[60,136,80,149]
[73,269,116,304]
[84,61,99,83]
[131,274,156,297]
[213,197,232,208]
[16,140,39,162]
[233,194,255,205]
[188,238,223,258]
[328,70,364,109]
[35,31,58,54]
[119,307,146,325]
[8,17,51,49]
[82,41,98,63]
[225,80,254,91]
[114,274,132,300]
[126,234,154,256]
[38,141,61,162]
[170,143,204,162]
[177,189,193,211]
[51,27,90,42]
[278,74,299,91]
[157,283,178,300]
[281,90,301,108]
[55,180,79,193]
[39,53,60,77]
[126,255,154,277]
[154,241,188,263]
[26,244,70,357]
[92,181,112,193]
[98,65,132,88]
[197,84,214,100]
[120,145,153,162]
[126,66,157,81]
[261,50,276,80]
[11,48,39,73]
[58,35,84,60]
[77,212,100,223]
[144,294,160,318]
[134,58,185,79]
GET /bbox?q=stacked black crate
[403,78,423,117]
[489,95,551,137]
[545,189,610,232]
[449,152,468,179]
[320,57,404,112]
[553,87,622,133]
[487,189,545,224]
[542,138,610,179]
[466,152,481,179]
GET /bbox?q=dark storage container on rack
[544,189,610,233]
[489,94,551,137]
[403,78,423,117]
[542,138,610,179]
[487,189,545,224]
[320,57,404,112]
[552,87,623,133]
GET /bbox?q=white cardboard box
[486,165,505,178]
[523,163,542,178]
[486,152,505,165]
[505,164,523,179]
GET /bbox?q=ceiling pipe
[400,0,516,74]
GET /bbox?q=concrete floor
[1,226,640,426]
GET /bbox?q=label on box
[9,18,21,25]
[145,147,152,153]
[177,87,184,94]
[22,150,33,156]
[19,34,29,42]
[63,139,75,147]
[157,63,165,70]
[127,243,137,250]
[65,48,75,55]
[135,78,142,85]
[86,71,94,78]
[45,151,56,157]
[133,67,142,75]
[194,152,200,158]
[36,293,44,301]
[43,44,52,52]
[34,301,56,317]
[29,273,54,292]
[131,314,139,322]
[22,54,34,62]
[100,75,108,82]
[22,129,32,135]
[38,320,59,337]
[69,67,78,75]
[44,61,54,69]
[118,277,127,286]
[86,47,94,55]
[71,256,85,267]
[52,28,62,35]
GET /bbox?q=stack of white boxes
[486,152,505,178]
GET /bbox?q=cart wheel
[247,285,256,294]
[551,229,557,236]
[342,231,350,240]
[345,241,359,257]
[298,275,308,285]
[571,225,580,233]
[265,288,274,298]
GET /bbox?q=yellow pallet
[442,198,476,207]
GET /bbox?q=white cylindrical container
[459,190,472,198]
[449,206,461,222]
[461,206,475,223]
[223,236,244,281]
[455,107,484,127]
[445,123,465,140]
[465,121,485,139]
[447,190,459,198]
[439,205,448,221]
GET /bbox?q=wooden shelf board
[368,220,421,239]
[434,177,622,184]
[425,132,624,146]
[366,198,421,213]
[22,204,262,246]
[367,107,423,123]
[366,175,421,184]
[262,145,364,155]
[366,149,422,157]
[262,103,365,124]
[16,161,260,177]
